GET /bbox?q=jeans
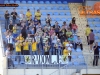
[93,55,99,66]
[15,52,21,64]
[13,19,16,24]
[72,29,77,34]
[8,58,14,68]
[5,19,9,30]
[32,51,38,55]
[56,48,62,55]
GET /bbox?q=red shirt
[72,24,78,30]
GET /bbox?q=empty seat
[41,17,45,21]
[89,24,95,27]
[61,18,66,21]
[34,7,40,10]
[98,42,100,46]
[95,36,99,40]
[63,1,67,4]
[28,7,34,10]
[46,7,52,10]
[48,12,53,15]
[72,55,77,59]
[52,7,58,10]
[42,12,47,15]
[33,1,38,4]
[94,18,100,22]
[51,1,56,4]
[58,6,64,10]
[0,12,4,15]
[22,7,27,9]
[45,1,50,4]
[22,1,26,4]
[73,62,79,66]
[95,24,100,27]
[16,7,22,9]
[55,18,60,21]
[87,18,93,21]
[28,1,32,4]
[78,55,84,59]
[9,1,14,3]
[60,12,65,15]
[39,1,44,4]
[67,18,71,21]
[65,6,70,10]
[40,7,45,10]
[15,1,20,4]
[4,0,9,3]
[66,12,71,16]
[54,12,59,15]
[57,1,62,4]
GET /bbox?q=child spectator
[31,39,38,55]
[63,39,69,48]
[23,40,29,55]
[66,29,72,38]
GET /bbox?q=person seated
[74,36,83,50]
[68,35,74,45]
[66,29,72,38]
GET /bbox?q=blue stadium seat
[60,12,65,15]
[57,1,62,4]
[0,12,4,15]
[15,1,20,4]
[87,18,93,22]
[94,18,100,22]
[65,6,70,10]
[61,18,66,21]
[51,1,56,4]
[98,42,100,46]
[9,1,14,3]
[73,62,79,66]
[59,6,64,10]
[22,7,27,9]
[42,12,47,15]
[48,12,53,15]
[55,18,60,21]
[40,7,45,10]
[22,1,26,4]
[89,24,95,27]
[4,1,9,3]
[39,1,44,4]
[66,12,71,16]
[28,1,32,4]
[34,7,40,10]
[17,7,22,9]
[45,1,50,4]
[28,7,34,10]
[52,7,58,10]
[54,12,59,16]
[46,7,52,10]
[67,18,72,21]
[33,1,38,4]
[41,18,45,21]
[72,55,77,59]
[63,1,67,4]
[95,36,99,40]
[78,55,84,59]
[95,24,100,27]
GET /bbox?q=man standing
[93,42,100,66]
[35,9,41,24]
[11,8,17,24]
[88,29,95,53]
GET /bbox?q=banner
[24,55,69,64]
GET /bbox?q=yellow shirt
[63,49,69,56]
[63,42,68,47]
[32,42,37,51]
[15,42,22,52]
[16,36,24,42]
[35,12,41,20]
[23,42,29,50]
[26,12,32,20]
[85,27,91,36]
[13,26,17,33]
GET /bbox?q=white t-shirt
[66,44,72,51]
